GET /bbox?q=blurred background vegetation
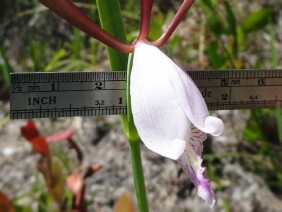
[0,0,282,211]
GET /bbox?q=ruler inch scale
[10,69,282,119]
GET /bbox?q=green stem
[129,140,149,212]
[96,1,148,210]
[126,53,139,141]
[127,53,148,211]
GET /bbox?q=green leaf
[206,16,225,36]
[270,24,278,69]
[201,0,215,12]
[169,35,180,54]
[243,109,266,142]
[199,0,224,36]
[48,157,66,205]
[207,41,227,68]
[224,0,238,56]
[44,49,67,72]
[275,109,282,144]
[28,41,39,72]
[149,12,164,41]
[224,1,237,35]
[71,27,84,59]
[243,123,261,142]
[38,193,59,212]
[242,9,273,33]
[236,26,245,46]
[14,205,33,212]
[38,157,66,206]
[90,39,99,66]
[96,0,128,71]
[0,47,13,85]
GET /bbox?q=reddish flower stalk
[153,0,195,47]
[67,164,102,212]
[40,0,195,52]
[137,0,153,41]
[39,0,134,53]
[46,129,83,163]
[67,137,83,163]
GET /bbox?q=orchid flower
[40,0,224,208]
[130,41,223,206]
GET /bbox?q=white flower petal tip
[172,139,187,160]
[147,139,186,160]
[204,116,224,136]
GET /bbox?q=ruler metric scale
[10,69,282,119]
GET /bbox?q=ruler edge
[9,69,282,119]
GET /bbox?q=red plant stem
[83,164,102,179]
[68,138,83,164]
[40,0,134,53]
[153,0,195,47]
[137,0,153,41]
[73,185,87,212]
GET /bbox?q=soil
[1,103,282,211]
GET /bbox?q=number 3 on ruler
[95,100,105,106]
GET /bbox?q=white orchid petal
[204,116,224,136]
[130,42,190,159]
[166,62,224,136]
